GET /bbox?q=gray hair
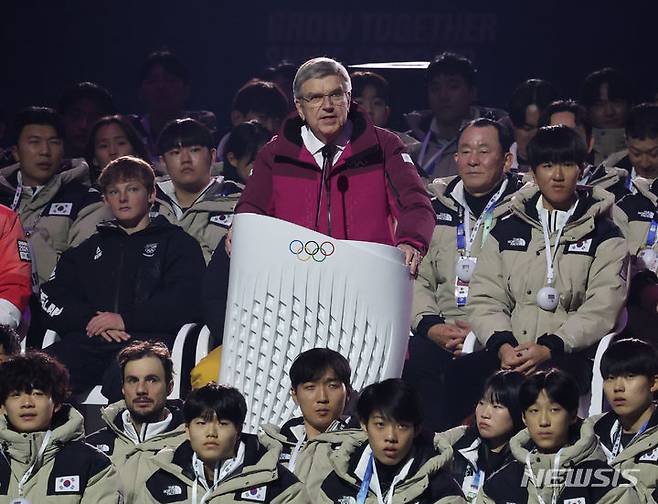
[293,57,352,100]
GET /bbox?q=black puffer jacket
[40,215,205,335]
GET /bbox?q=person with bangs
[0,351,123,502]
[435,370,524,502]
[40,156,205,400]
[311,379,465,503]
[84,114,151,186]
[588,339,658,503]
[466,126,627,393]
[481,369,639,504]
[153,118,242,263]
[136,383,309,503]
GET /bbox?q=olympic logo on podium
[289,239,335,262]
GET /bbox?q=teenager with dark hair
[135,50,217,163]
[57,81,116,158]
[404,52,506,178]
[582,67,633,165]
[0,351,123,502]
[40,156,205,398]
[84,114,150,186]
[261,348,354,477]
[86,340,187,502]
[0,106,104,289]
[136,383,309,503]
[222,120,272,184]
[481,369,639,504]
[311,378,465,503]
[436,370,524,502]
[587,339,658,502]
[468,126,627,385]
[506,79,558,173]
[153,118,242,263]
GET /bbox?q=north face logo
[639,210,655,219]
[436,212,453,222]
[507,238,526,247]
[163,485,182,496]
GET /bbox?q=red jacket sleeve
[235,142,275,216]
[0,206,32,312]
[378,129,434,255]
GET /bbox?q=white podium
[219,214,413,432]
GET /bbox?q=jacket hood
[428,172,523,216]
[509,419,606,471]
[586,163,629,188]
[0,404,85,466]
[99,398,186,443]
[327,429,454,493]
[0,158,91,192]
[510,184,615,237]
[155,176,243,207]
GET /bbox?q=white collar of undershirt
[536,195,579,233]
[301,120,352,168]
[121,408,173,444]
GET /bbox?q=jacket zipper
[113,242,125,312]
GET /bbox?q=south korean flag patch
[209,213,234,228]
[48,202,73,216]
[55,475,80,492]
[17,240,31,262]
[567,238,593,254]
[240,486,267,501]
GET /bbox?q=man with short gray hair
[235,57,434,275]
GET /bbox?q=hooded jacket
[413,173,523,333]
[311,429,465,503]
[589,406,658,504]
[39,215,205,336]
[582,164,631,202]
[617,177,658,257]
[260,416,355,481]
[467,185,628,355]
[136,432,309,503]
[86,399,188,502]
[153,176,243,264]
[0,160,104,286]
[481,421,641,504]
[0,405,122,503]
[434,425,516,503]
[236,104,434,255]
[0,204,31,327]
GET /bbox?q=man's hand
[397,243,422,277]
[498,343,526,370]
[99,329,132,343]
[511,342,552,375]
[225,227,233,257]
[427,320,470,356]
[86,312,125,337]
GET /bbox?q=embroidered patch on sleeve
[55,475,80,492]
[240,486,267,501]
[17,240,31,262]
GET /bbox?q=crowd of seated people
[1,48,658,502]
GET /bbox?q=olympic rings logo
[289,239,335,262]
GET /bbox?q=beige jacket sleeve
[68,201,107,247]
[466,233,515,347]
[271,480,312,504]
[554,235,628,352]
[80,462,125,504]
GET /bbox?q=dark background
[1,0,652,132]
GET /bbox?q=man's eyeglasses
[299,90,348,107]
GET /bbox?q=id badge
[455,277,470,307]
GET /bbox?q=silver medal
[637,248,658,272]
[456,257,476,283]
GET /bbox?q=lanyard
[287,433,306,473]
[539,211,573,285]
[466,468,484,501]
[192,453,219,504]
[418,129,452,175]
[611,418,651,458]
[457,181,508,257]
[11,184,23,211]
[17,430,52,496]
[356,454,374,504]
[356,452,412,504]
[524,448,564,504]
